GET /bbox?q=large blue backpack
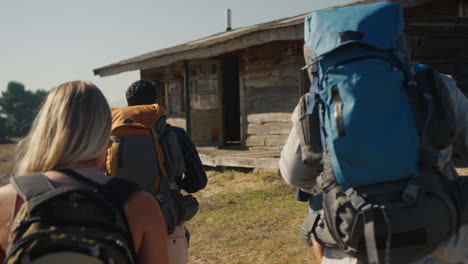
[300,2,463,264]
[305,2,419,188]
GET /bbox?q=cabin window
[189,63,219,110]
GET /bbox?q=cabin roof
[93,0,430,77]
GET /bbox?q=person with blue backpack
[280,2,468,264]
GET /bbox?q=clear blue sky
[0,0,351,107]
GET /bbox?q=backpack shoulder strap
[99,177,141,206]
[55,168,140,205]
[154,114,168,134]
[10,173,54,201]
[56,168,102,188]
[98,177,140,262]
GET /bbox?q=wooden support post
[184,60,191,135]
[239,60,247,148]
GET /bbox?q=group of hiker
[0,80,207,264]
[0,1,467,264]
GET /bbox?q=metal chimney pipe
[225,9,232,31]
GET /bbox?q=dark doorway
[221,57,241,147]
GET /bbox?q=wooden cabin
[94,0,468,168]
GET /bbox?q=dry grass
[186,169,316,264]
[0,143,467,263]
[0,139,17,185]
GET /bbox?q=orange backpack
[106,104,193,233]
[106,104,166,193]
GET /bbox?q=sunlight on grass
[187,169,317,264]
[1,143,467,263]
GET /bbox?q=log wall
[239,41,304,150]
[405,0,468,93]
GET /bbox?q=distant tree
[0,82,48,137]
[0,116,7,141]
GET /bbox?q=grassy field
[186,169,315,264]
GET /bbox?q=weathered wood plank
[245,82,300,95]
[412,47,461,58]
[249,146,284,152]
[244,75,299,89]
[247,113,292,124]
[246,135,288,147]
[199,153,279,168]
[245,92,298,114]
[241,41,301,60]
[241,51,299,64]
[197,147,279,157]
[248,122,292,136]
[409,37,468,48]
[242,63,301,79]
[197,147,280,168]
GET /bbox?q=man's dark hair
[126,80,158,106]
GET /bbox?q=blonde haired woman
[0,81,168,264]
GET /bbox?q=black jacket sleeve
[170,126,208,193]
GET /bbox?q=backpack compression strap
[10,173,54,201]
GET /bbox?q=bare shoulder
[125,191,168,264]
[125,191,161,218]
[124,191,166,238]
[0,183,17,208]
[0,183,18,257]
[0,183,18,223]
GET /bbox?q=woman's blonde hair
[15,81,111,175]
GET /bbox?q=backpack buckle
[345,188,366,210]
[402,181,419,204]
